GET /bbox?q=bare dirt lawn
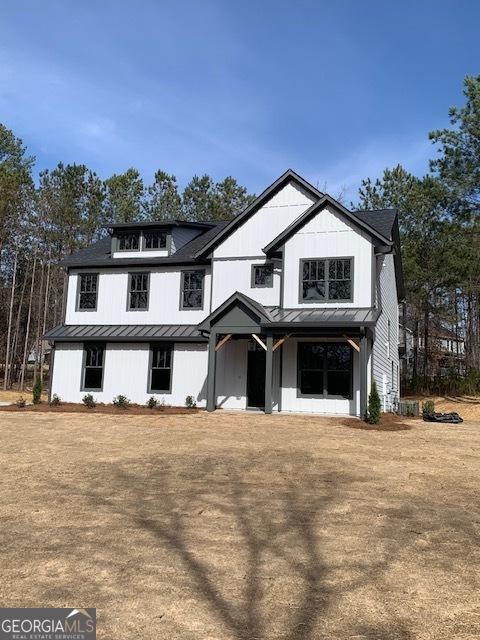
[0,411,479,639]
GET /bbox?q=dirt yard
[0,411,479,640]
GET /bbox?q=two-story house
[45,169,404,417]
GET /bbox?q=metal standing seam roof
[263,307,380,326]
[44,324,207,342]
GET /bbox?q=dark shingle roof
[59,221,230,268]
[351,209,397,241]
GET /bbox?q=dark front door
[247,345,266,408]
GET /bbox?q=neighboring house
[45,169,404,417]
[401,322,466,378]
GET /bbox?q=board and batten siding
[65,266,212,325]
[282,205,374,309]
[51,342,208,406]
[211,258,281,310]
[372,254,399,410]
[212,182,315,259]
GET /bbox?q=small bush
[50,393,62,407]
[82,393,96,408]
[185,395,197,409]
[32,378,43,404]
[113,394,130,409]
[422,399,435,418]
[15,396,26,408]
[158,397,166,411]
[366,380,381,424]
[146,396,157,409]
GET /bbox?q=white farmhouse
[46,170,403,416]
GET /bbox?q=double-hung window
[128,272,149,310]
[144,231,167,250]
[300,258,353,302]
[149,344,173,392]
[252,263,274,288]
[77,273,98,310]
[82,343,105,391]
[117,233,140,251]
[180,270,204,309]
[297,342,352,398]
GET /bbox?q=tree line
[0,135,255,389]
[354,74,480,394]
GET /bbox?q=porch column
[207,331,217,412]
[264,334,273,414]
[359,330,368,420]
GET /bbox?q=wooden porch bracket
[343,335,360,352]
[251,334,267,351]
[215,333,232,352]
[273,334,290,351]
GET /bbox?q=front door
[247,344,266,408]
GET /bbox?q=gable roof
[59,221,230,268]
[263,196,393,255]
[197,291,273,332]
[193,169,323,259]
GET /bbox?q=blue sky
[1,0,478,202]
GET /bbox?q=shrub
[113,394,130,409]
[422,399,435,418]
[185,395,197,409]
[159,397,166,411]
[146,396,157,409]
[32,378,43,404]
[366,380,381,424]
[15,396,26,408]
[50,393,62,407]
[82,393,96,408]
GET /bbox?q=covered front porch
[198,293,377,418]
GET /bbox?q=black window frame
[179,269,205,310]
[127,272,150,311]
[76,272,99,311]
[297,341,353,399]
[299,257,354,303]
[81,342,105,392]
[148,343,173,393]
[116,232,140,251]
[143,230,168,251]
[251,263,274,288]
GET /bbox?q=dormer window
[144,230,167,250]
[118,232,140,251]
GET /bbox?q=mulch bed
[0,403,199,416]
[341,412,418,431]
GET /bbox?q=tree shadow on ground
[51,451,416,639]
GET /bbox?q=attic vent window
[144,231,167,250]
[118,233,140,251]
